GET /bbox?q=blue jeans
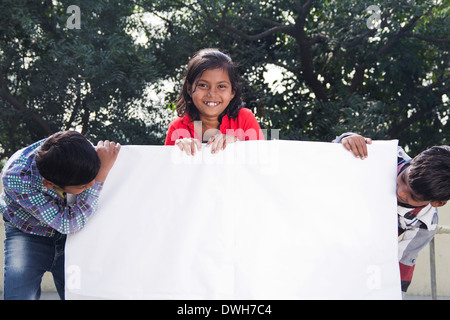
[3,220,66,300]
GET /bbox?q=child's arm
[333,132,372,159]
[3,180,103,234]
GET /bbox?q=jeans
[3,220,66,300]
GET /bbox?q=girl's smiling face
[189,68,235,122]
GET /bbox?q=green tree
[1,0,448,167]
[0,0,167,166]
[142,0,449,155]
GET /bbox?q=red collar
[181,113,231,139]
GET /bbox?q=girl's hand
[175,138,202,156]
[341,135,372,159]
[207,133,238,154]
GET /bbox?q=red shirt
[164,108,265,145]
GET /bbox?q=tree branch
[403,32,450,44]
[265,58,301,76]
[309,34,327,45]
[172,0,297,40]
[378,15,421,56]
[81,102,90,135]
[347,14,425,94]
[388,75,450,136]
[221,24,295,41]
[256,17,284,28]
[349,62,366,93]
[0,70,53,135]
[293,0,328,101]
[65,82,82,130]
[173,0,327,101]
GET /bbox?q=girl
[164,48,264,155]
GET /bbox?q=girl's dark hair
[176,48,243,123]
[409,145,450,202]
[36,131,100,188]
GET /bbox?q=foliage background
[0,0,449,168]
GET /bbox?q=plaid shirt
[0,139,103,237]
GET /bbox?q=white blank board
[65,140,401,299]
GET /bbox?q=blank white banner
[65,140,401,299]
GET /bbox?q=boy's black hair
[176,48,244,124]
[36,131,100,188]
[409,146,450,202]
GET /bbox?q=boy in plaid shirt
[1,131,120,299]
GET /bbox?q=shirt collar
[398,204,437,229]
[181,113,231,140]
[53,187,67,199]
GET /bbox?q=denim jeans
[3,220,66,300]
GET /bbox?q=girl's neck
[199,115,219,130]
[198,115,220,141]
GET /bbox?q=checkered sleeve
[4,174,104,234]
[331,132,358,143]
